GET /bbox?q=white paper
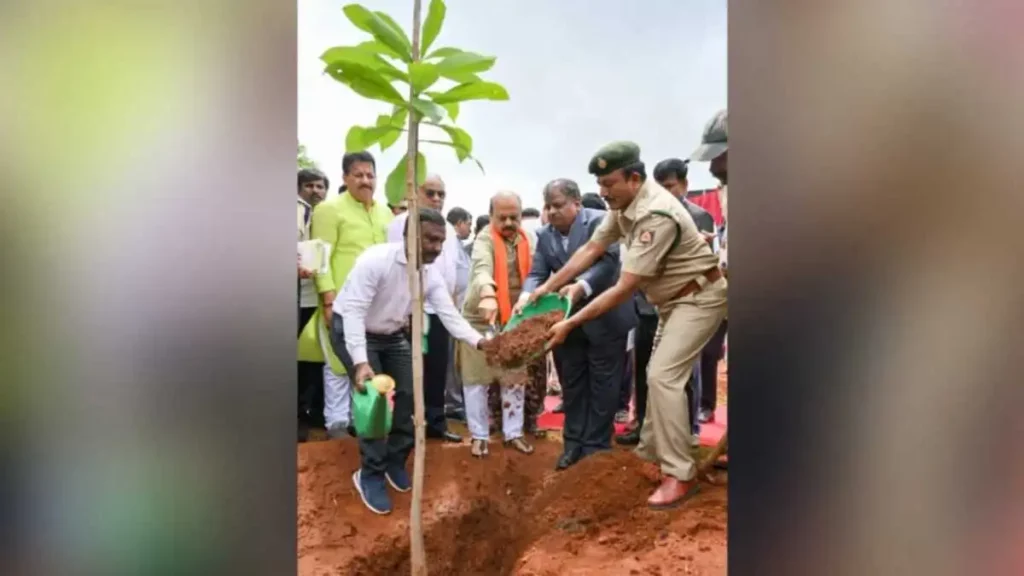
[298,240,330,274]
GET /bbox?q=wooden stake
[405,1,426,575]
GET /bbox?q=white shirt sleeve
[425,267,482,348]
[387,213,409,244]
[337,256,380,366]
[441,223,460,295]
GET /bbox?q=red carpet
[537,395,727,447]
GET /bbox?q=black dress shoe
[615,429,641,446]
[427,430,463,443]
[552,401,564,414]
[556,449,581,471]
[445,408,467,422]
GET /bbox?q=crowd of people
[296,109,729,514]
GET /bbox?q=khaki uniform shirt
[592,179,722,307]
[459,224,536,384]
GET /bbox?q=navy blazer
[523,208,637,342]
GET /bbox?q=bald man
[460,191,540,457]
[387,174,465,443]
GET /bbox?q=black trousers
[329,314,414,478]
[700,319,728,413]
[423,314,451,435]
[633,314,659,428]
[298,306,325,427]
[618,348,634,412]
[553,329,627,455]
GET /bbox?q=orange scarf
[491,226,531,324]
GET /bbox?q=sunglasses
[424,189,446,200]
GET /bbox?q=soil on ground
[298,439,726,575]
[485,311,565,368]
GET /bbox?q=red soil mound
[298,439,727,575]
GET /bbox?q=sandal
[471,439,489,458]
[505,437,534,454]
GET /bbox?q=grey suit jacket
[523,208,637,342]
[681,197,715,234]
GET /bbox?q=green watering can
[351,375,395,439]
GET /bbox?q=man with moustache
[386,174,464,443]
[517,179,636,470]
[298,151,393,439]
[331,208,492,515]
[297,168,329,440]
[460,191,538,457]
[528,140,727,509]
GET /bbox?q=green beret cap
[588,141,641,176]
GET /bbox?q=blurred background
[3,0,1023,574]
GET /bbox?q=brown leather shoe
[647,476,700,510]
[505,437,534,454]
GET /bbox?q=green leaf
[421,0,447,55]
[410,98,445,123]
[423,140,487,174]
[342,4,375,33]
[443,71,483,84]
[436,51,496,81]
[346,123,395,152]
[377,108,407,151]
[429,81,509,104]
[372,11,413,59]
[325,61,405,105]
[320,45,408,82]
[342,4,412,62]
[408,62,440,94]
[355,40,405,63]
[441,102,459,121]
[425,46,462,59]
[439,125,473,161]
[345,126,366,152]
[384,151,427,206]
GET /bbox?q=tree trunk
[405,0,426,575]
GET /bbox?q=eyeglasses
[424,189,446,200]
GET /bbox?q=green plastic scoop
[351,382,393,439]
[503,293,573,332]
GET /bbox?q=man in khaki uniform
[459,191,537,457]
[528,141,727,509]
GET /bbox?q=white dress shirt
[387,213,465,312]
[334,243,483,365]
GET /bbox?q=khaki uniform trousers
[636,277,727,481]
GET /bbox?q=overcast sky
[299,0,726,219]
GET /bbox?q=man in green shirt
[298,151,393,438]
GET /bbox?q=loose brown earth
[298,439,727,575]
[485,311,565,368]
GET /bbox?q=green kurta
[297,192,393,373]
[458,224,536,385]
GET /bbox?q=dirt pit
[298,439,726,575]
[485,311,565,368]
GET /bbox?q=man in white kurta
[333,208,487,515]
